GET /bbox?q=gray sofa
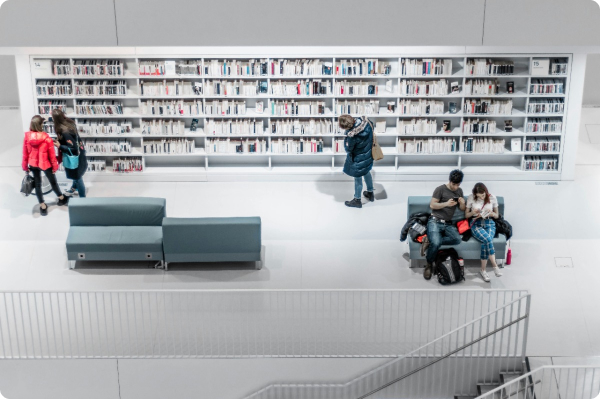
[66,197,166,269]
[407,196,507,267]
[162,217,262,270]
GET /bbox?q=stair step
[477,383,502,396]
[500,372,523,385]
[454,396,477,399]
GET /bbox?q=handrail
[476,365,600,399]
[245,293,531,398]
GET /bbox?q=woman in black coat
[52,109,87,197]
[339,114,374,208]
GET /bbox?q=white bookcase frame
[16,47,584,182]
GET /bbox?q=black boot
[344,198,362,208]
[40,204,48,216]
[57,196,70,206]
[424,263,433,280]
[363,191,375,202]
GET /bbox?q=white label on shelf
[33,60,52,73]
[531,59,550,75]
[165,61,176,75]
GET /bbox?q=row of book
[206,80,267,96]
[336,100,380,115]
[396,119,438,135]
[527,99,564,114]
[462,138,505,153]
[271,119,333,135]
[114,158,143,173]
[530,79,565,95]
[206,138,268,154]
[335,81,379,96]
[462,119,497,134]
[400,59,452,76]
[463,99,513,115]
[36,81,72,96]
[141,100,203,116]
[38,101,67,115]
[522,156,558,171]
[142,120,186,136]
[397,138,458,154]
[75,101,124,115]
[549,59,568,75]
[84,139,132,154]
[204,59,268,77]
[335,60,391,76]
[399,100,445,116]
[52,60,71,76]
[71,60,124,76]
[271,80,331,96]
[78,120,133,135]
[271,138,325,154]
[59,158,106,172]
[143,139,195,154]
[138,60,202,76]
[271,100,327,116]
[526,118,563,133]
[270,59,332,76]
[74,81,128,96]
[464,80,500,96]
[524,138,560,152]
[141,80,201,96]
[205,119,264,136]
[466,59,514,76]
[400,80,452,96]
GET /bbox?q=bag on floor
[20,173,34,197]
[435,248,464,285]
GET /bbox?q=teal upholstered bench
[66,197,166,269]
[162,217,262,270]
[406,196,507,267]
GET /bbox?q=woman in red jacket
[22,115,69,216]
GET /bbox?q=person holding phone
[465,182,502,282]
[422,169,466,280]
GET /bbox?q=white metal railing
[476,366,600,399]
[245,293,531,398]
[0,289,526,359]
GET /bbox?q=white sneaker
[480,270,490,282]
[493,267,503,277]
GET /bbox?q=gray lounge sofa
[66,197,166,269]
[406,196,507,267]
[162,217,262,270]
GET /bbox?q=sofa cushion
[69,197,166,227]
[66,226,163,255]
[162,217,261,262]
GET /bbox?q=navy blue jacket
[343,117,374,177]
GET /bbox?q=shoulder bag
[366,117,384,161]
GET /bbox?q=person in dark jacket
[52,109,87,197]
[22,115,69,216]
[339,114,374,208]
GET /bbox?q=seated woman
[465,182,503,282]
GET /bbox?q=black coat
[400,212,430,242]
[343,117,374,178]
[59,131,87,180]
[459,214,513,241]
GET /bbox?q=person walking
[338,114,374,208]
[22,115,69,216]
[465,182,503,282]
[52,109,87,197]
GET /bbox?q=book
[449,102,458,114]
[442,120,451,132]
[190,119,199,132]
[504,120,513,132]
[385,79,393,93]
[451,81,459,93]
[511,138,521,152]
[507,81,514,94]
[165,61,176,75]
[375,121,386,133]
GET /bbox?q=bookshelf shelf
[29,53,574,180]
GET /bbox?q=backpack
[435,248,464,285]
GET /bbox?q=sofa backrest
[162,216,261,254]
[69,197,166,226]
[407,196,505,221]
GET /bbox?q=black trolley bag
[435,248,465,285]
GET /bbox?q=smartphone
[452,197,460,203]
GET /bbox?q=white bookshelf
[26,52,574,181]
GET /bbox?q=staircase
[456,371,526,399]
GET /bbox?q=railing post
[521,295,531,371]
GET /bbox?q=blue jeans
[71,178,86,197]
[426,219,461,264]
[471,219,496,260]
[354,171,374,199]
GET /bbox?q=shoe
[57,196,70,206]
[39,204,48,216]
[64,188,78,197]
[493,267,503,277]
[420,235,430,257]
[345,198,362,208]
[363,191,375,202]
[424,263,433,280]
[480,270,491,282]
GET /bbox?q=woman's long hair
[51,108,77,138]
[472,182,490,205]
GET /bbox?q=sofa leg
[164,262,168,271]
[68,260,76,270]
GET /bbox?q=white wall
[583,54,600,106]
[0,55,18,107]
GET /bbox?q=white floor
[1,108,600,397]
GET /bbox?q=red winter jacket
[22,131,59,172]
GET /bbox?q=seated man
[422,169,466,280]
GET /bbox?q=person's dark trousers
[425,219,462,264]
[70,178,86,197]
[29,166,62,204]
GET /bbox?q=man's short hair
[338,114,355,130]
[449,169,464,184]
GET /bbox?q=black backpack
[435,248,464,285]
